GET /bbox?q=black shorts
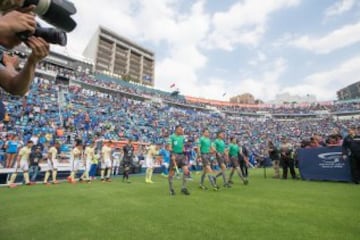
[201,153,212,167]
[169,153,187,169]
[230,156,240,168]
[122,161,133,168]
[216,153,226,165]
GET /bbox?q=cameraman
[0,8,49,96]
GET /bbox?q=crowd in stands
[1,62,360,169]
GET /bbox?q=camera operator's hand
[26,36,49,64]
[0,7,36,36]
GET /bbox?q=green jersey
[198,136,212,154]
[229,143,239,157]
[168,134,185,154]
[214,138,226,153]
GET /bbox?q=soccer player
[122,139,135,183]
[100,141,113,182]
[145,143,160,183]
[43,141,60,185]
[159,144,171,177]
[112,147,122,176]
[214,131,231,188]
[67,140,83,184]
[80,141,96,183]
[8,140,34,188]
[198,128,219,191]
[227,137,248,185]
[168,125,190,196]
[5,134,19,168]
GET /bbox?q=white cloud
[289,21,360,54]
[248,51,267,66]
[324,0,355,18]
[228,58,287,101]
[283,56,360,100]
[205,0,301,50]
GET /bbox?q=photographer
[0,7,49,97]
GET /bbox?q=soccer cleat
[243,179,249,185]
[8,183,16,188]
[223,183,232,188]
[53,181,59,184]
[213,185,220,191]
[106,178,112,182]
[161,173,168,178]
[44,182,51,186]
[199,185,208,190]
[126,180,131,184]
[181,188,190,195]
[228,180,234,185]
[169,189,176,196]
[101,179,105,182]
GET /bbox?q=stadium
[1,1,360,240]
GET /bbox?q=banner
[297,147,352,182]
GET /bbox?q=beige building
[83,26,155,86]
[230,93,256,104]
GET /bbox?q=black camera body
[22,0,77,33]
[16,0,77,46]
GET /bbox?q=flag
[222,92,227,97]
[170,83,176,88]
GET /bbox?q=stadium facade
[83,26,155,86]
[337,81,360,101]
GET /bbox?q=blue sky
[56,0,360,102]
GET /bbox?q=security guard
[342,126,360,184]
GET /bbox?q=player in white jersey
[101,141,113,182]
[80,141,95,183]
[8,140,34,188]
[67,141,83,184]
[145,143,160,184]
[43,142,60,185]
[112,147,122,176]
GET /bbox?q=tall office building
[83,26,155,86]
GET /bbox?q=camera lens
[34,27,67,46]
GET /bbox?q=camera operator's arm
[0,36,49,96]
[0,9,35,36]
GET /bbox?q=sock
[101,169,105,179]
[70,171,75,180]
[145,168,150,181]
[168,175,174,191]
[44,171,50,183]
[221,169,227,183]
[84,171,89,181]
[149,168,153,181]
[23,172,30,184]
[208,175,216,187]
[229,170,234,181]
[236,167,245,181]
[126,171,129,180]
[53,170,57,182]
[106,168,111,179]
[8,173,17,184]
[182,174,187,189]
[200,173,206,185]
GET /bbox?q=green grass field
[1,169,359,240]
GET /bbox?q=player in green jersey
[198,128,219,191]
[167,125,190,196]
